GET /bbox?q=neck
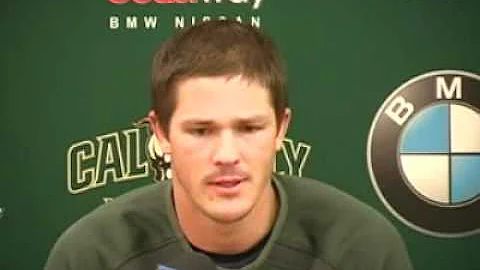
[172,180,278,255]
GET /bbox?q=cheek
[170,144,206,176]
[242,133,278,165]
[170,132,209,159]
[248,130,278,150]
[170,154,205,201]
[168,137,207,185]
[169,134,216,186]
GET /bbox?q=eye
[188,127,210,136]
[239,125,263,133]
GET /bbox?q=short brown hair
[151,20,288,134]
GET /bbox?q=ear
[275,108,291,151]
[147,110,171,154]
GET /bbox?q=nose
[213,131,240,166]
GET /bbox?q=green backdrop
[2,0,479,269]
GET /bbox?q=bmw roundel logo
[367,70,480,237]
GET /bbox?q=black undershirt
[190,233,270,269]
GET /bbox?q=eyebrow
[180,115,270,126]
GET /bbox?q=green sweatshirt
[45,175,413,270]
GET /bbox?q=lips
[213,179,242,188]
[211,176,244,185]
[207,176,246,195]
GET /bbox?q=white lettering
[385,96,415,126]
[122,128,149,181]
[126,16,138,29]
[109,16,120,30]
[252,0,263,10]
[67,141,96,194]
[436,76,462,100]
[175,16,185,29]
[144,16,158,29]
[280,138,311,177]
[251,16,261,28]
[174,15,261,29]
[67,128,152,194]
[96,133,125,186]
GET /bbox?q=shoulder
[274,175,412,270]
[276,174,376,223]
[45,181,178,270]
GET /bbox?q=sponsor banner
[3,1,480,269]
[106,0,264,30]
[368,70,480,237]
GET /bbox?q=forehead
[171,75,275,122]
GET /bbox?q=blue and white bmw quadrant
[399,103,480,205]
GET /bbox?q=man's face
[152,75,290,223]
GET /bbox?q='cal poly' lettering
[67,128,149,194]
[275,138,311,177]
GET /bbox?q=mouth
[207,176,247,195]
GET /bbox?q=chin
[205,200,254,224]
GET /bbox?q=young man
[45,20,413,270]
